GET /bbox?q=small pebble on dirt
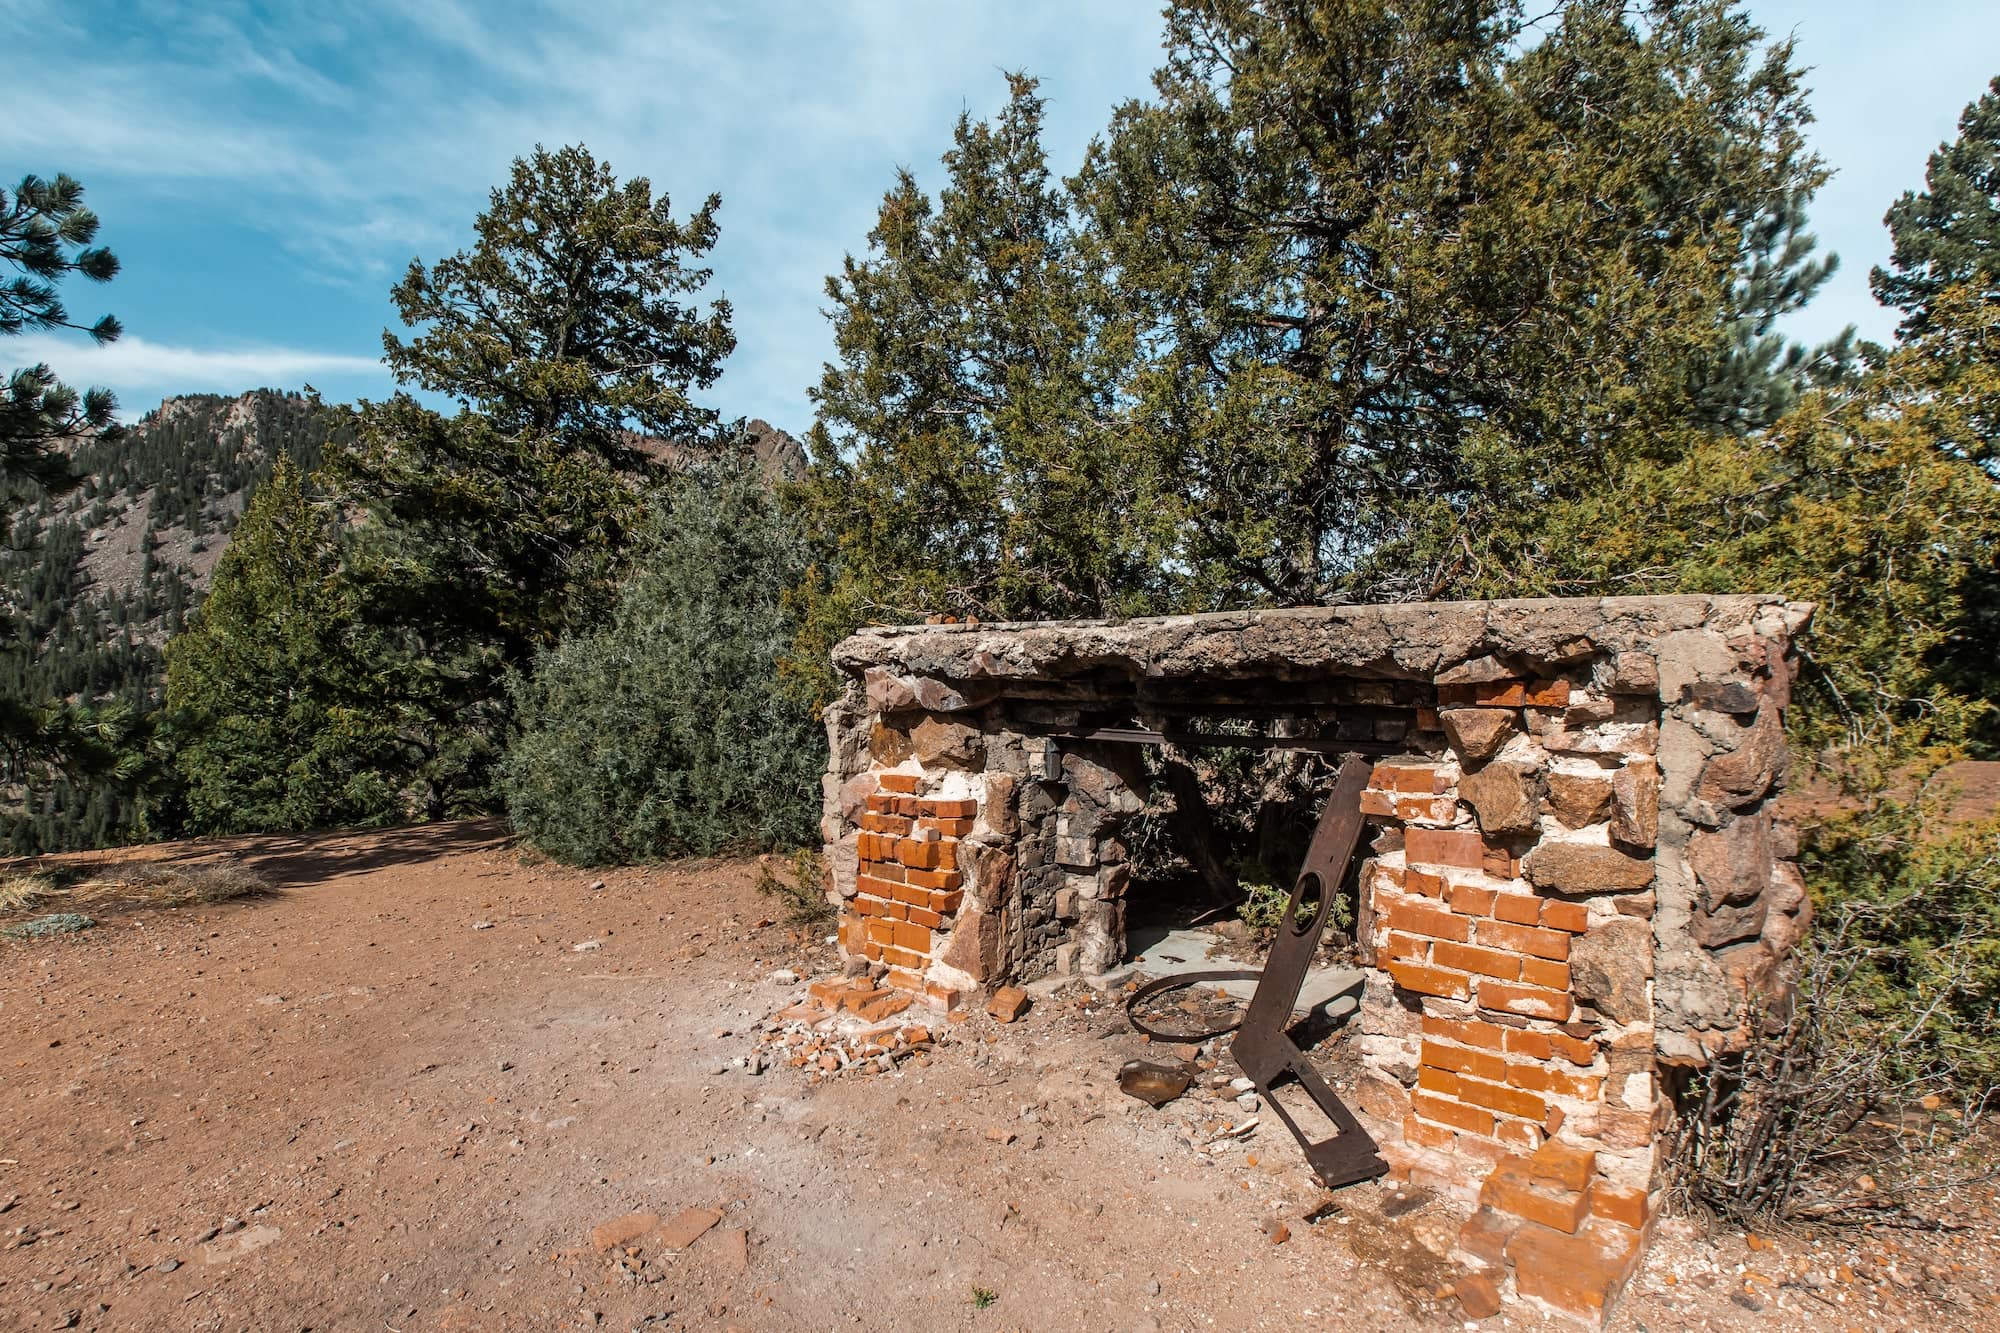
[155,1258,179,1273]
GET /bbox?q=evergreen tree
[1874,76,2000,343]
[332,144,739,718]
[164,456,409,833]
[1,172,120,495]
[801,76,1155,632]
[504,463,821,863]
[1071,0,1836,607]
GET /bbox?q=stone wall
[821,594,1811,1323]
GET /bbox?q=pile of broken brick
[746,978,1033,1082]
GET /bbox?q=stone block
[1460,762,1543,836]
[1442,708,1519,763]
[1570,917,1652,1023]
[1525,842,1655,895]
[1546,772,1612,828]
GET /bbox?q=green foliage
[315,145,742,821]
[164,455,410,833]
[802,2,1843,643]
[383,143,733,447]
[1,172,120,495]
[801,75,1156,632]
[755,848,834,928]
[503,464,822,864]
[1873,77,2000,343]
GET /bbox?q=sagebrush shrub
[503,464,823,863]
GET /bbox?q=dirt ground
[2,823,1994,1332]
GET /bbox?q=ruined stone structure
[819,595,1811,1322]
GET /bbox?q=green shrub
[502,464,823,864]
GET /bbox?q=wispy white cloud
[10,333,383,398]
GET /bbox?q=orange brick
[922,797,977,818]
[924,982,964,1011]
[1587,1183,1650,1230]
[1448,882,1497,916]
[877,773,920,793]
[1491,893,1543,925]
[1477,919,1571,961]
[1405,867,1445,897]
[881,945,924,971]
[1550,1032,1597,1066]
[892,920,932,953]
[1528,1139,1597,1192]
[1544,1068,1603,1101]
[1423,1015,1509,1050]
[1503,1028,1553,1060]
[1505,1217,1644,1318]
[857,990,913,1023]
[1383,931,1426,962]
[1386,959,1471,1000]
[1415,707,1441,731]
[921,816,975,837]
[841,985,891,1013]
[1411,1091,1495,1136]
[1455,1076,1548,1122]
[1439,680,1527,708]
[1421,1039,1507,1084]
[1540,899,1590,933]
[895,795,920,817]
[1523,679,1572,708]
[1433,940,1524,981]
[1481,1159,1589,1233]
[862,940,882,961]
[1482,843,1522,878]
[1496,1118,1544,1150]
[1384,899,1472,943]
[856,873,904,900]
[936,842,957,870]
[808,978,850,1006]
[1404,1113,1455,1149]
[1360,789,1397,817]
[1479,980,1574,1021]
[879,898,908,921]
[906,905,943,929]
[860,859,905,882]
[895,838,942,870]
[1521,957,1571,990]
[1417,1065,1461,1096]
[926,888,964,914]
[865,919,897,946]
[884,967,925,993]
[891,879,926,906]
[1397,795,1457,823]
[905,867,963,890]
[837,915,865,952]
[1404,827,1484,869]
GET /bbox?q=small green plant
[970,1285,998,1309]
[5,912,94,939]
[755,849,833,928]
[1237,873,1352,937]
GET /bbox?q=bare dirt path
[1,824,1991,1332]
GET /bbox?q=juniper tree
[505,463,821,863]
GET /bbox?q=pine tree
[801,75,1155,632]
[1874,76,2000,343]
[1070,0,1836,607]
[1,173,120,495]
[164,456,409,833]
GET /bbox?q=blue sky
[4,1,1996,432]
